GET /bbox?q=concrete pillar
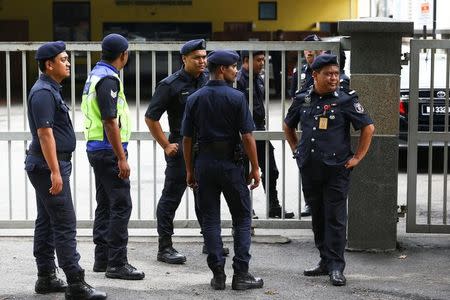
[338,18,413,251]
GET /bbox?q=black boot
[65,270,107,300]
[210,265,226,290]
[231,272,264,290]
[35,269,67,294]
[157,236,186,264]
[269,206,294,219]
[105,263,145,280]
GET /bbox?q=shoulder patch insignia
[354,102,365,113]
[110,90,117,98]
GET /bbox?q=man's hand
[248,168,260,190]
[186,170,197,189]
[164,143,179,156]
[344,156,361,169]
[49,171,63,195]
[118,158,130,179]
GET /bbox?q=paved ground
[0,220,449,300]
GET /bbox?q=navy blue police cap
[310,54,338,70]
[180,39,206,55]
[207,50,240,66]
[240,50,265,60]
[35,41,66,60]
[303,34,322,42]
[102,33,128,54]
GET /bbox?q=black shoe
[210,266,226,290]
[252,209,259,220]
[157,246,187,264]
[231,272,264,290]
[303,264,328,276]
[105,263,145,280]
[92,261,107,273]
[202,245,230,256]
[329,270,346,286]
[269,206,294,219]
[300,204,311,217]
[35,269,67,294]
[66,270,107,300]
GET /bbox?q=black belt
[199,141,235,159]
[26,149,72,161]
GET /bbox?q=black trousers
[87,150,132,267]
[300,158,351,272]
[195,155,252,274]
[156,137,202,240]
[256,140,280,208]
[25,154,82,276]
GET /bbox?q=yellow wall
[0,0,358,41]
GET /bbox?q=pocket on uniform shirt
[179,92,189,105]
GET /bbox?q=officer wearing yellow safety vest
[81,33,144,280]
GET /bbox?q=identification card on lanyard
[319,117,328,130]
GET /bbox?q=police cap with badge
[310,54,339,71]
[35,41,66,61]
[303,34,322,42]
[207,50,240,66]
[180,39,206,55]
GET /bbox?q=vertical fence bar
[264,50,270,219]
[168,51,172,75]
[427,48,435,225]
[135,51,141,219]
[6,51,12,219]
[87,51,93,220]
[22,51,29,220]
[152,51,157,219]
[70,51,77,212]
[249,51,254,214]
[444,49,450,225]
[281,50,286,219]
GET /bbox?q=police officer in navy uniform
[25,41,106,299]
[237,50,294,218]
[290,34,324,99]
[283,54,375,286]
[81,34,145,280]
[145,39,228,263]
[182,50,264,291]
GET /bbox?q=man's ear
[45,60,53,71]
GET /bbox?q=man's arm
[241,132,260,190]
[37,128,62,195]
[345,124,375,169]
[182,136,196,188]
[145,117,178,156]
[283,122,299,153]
[103,118,130,179]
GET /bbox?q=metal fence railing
[407,39,450,233]
[0,41,340,229]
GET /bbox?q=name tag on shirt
[319,117,328,130]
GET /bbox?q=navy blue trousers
[87,150,132,267]
[25,154,82,276]
[299,158,350,272]
[195,155,252,273]
[256,140,280,207]
[157,138,202,238]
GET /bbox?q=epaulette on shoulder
[161,72,180,85]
